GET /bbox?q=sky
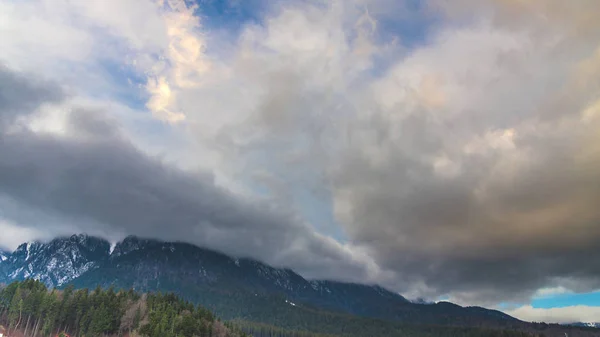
[0,0,599,324]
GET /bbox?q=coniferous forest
[0,280,247,337]
[0,280,582,337]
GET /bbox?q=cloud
[0,64,64,126]
[0,65,380,284]
[0,219,45,251]
[2,0,600,314]
[167,0,600,305]
[533,287,571,298]
[329,19,600,304]
[505,305,600,324]
[142,0,214,123]
[0,1,94,71]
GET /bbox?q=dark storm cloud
[0,65,64,126]
[329,25,600,304]
[333,114,600,304]
[0,66,375,283]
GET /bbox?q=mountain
[0,234,109,287]
[1,279,547,337]
[0,234,517,328]
[567,323,600,328]
[0,248,8,283]
[0,248,7,262]
[2,234,596,337]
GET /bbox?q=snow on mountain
[566,322,600,328]
[0,234,409,311]
[0,234,110,287]
[110,235,154,257]
[0,234,523,329]
[309,280,332,293]
[0,249,8,262]
[109,242,117,255]
[1,234,390,306]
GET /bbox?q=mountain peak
[69,233,89,243]
[0,248,8,262]
[111,234,157,257]
[0,234,110,287]
[566,322,600,328]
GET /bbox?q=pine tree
[8,286,23,332]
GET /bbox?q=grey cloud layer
[2,0,600,309]
[0,66,377,284]
[185,0,600,304]
[327,2,600,303]
[0,65,64,126]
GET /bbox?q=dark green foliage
[0,280,595,337]
[2,235,571,336]
[231,316,541,337]
[67,237,523,330]
[138,292,219,337]
[0,280,245,337]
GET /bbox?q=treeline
[0,280,577,337]
[233,320,338,337]
[121,286,548,337]
[231,319,546,337]
[0,279,247,337]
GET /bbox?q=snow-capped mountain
[566,322,600,328]
[0,249,7,262]
[0,234,109,287]
[0,234,517,328]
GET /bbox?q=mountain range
[567,323,600,329]
[0,234,598,337]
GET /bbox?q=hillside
[0,235,599,337]
[0,280,544,337]
[0,235,516,327]
[0,279,248,337]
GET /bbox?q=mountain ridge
[0,234,409,297]
[0,234,523,330]
[566,322,600,328]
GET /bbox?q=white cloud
[505,305,600,324]
[533,287,572,298]
[141,0,213,122]
[0,219,43,251]
[0,1,94,71]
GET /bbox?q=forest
[0,280,556,337]
[0,279,246,337]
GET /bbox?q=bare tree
[212,321,228,337]
[120,301,137,336]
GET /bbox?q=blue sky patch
[532,291,600,309]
